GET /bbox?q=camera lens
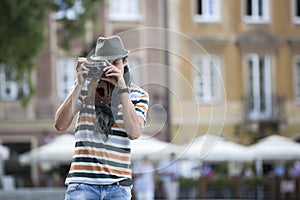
[90,67,99,75]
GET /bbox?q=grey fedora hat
[89,36,129,61]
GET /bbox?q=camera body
[84,61,107,77]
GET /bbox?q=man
[55,35,149,200]
[158,153,180,200]
[132,156,155,200]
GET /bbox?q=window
[56,58,76,101]
[243,0,270,23]
[295,55,300,103]
[0,80,18,101]
[246,54,272,119]
[293,0,300,24]
[109,0,140,22]
[193,54,222,104]
[0,64,29,101]
[193,0,221,23]
[128,58,140,85]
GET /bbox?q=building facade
[168,0,300,145]
[0,0,168,187]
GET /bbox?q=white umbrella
[131,136,183,160]
[20,134,182,163]
[248,135,300,160]
[182,134,252,162]
[0,145,9,160]
[19,134,74,164]
[0,145,9,178]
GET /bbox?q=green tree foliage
[0,0,102,106]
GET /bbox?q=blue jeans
[64,183,132,200]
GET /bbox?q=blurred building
[0,0,300,187]
[168,0,300,145]
[0,0,168,187]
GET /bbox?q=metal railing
[243,94,286,124]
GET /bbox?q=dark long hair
[94,64,131,140]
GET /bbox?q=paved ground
[0,188,260,200]
[0,188,66,200]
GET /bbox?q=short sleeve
[130,87,149,123]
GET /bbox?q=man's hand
[76,57,89,86]
[100,60,126,89]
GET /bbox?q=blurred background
[1,0,300,199]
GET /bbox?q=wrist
[119,86,129,94]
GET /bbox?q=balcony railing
[243,94,286,125]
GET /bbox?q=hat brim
[89,51,129,61]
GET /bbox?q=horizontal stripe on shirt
[65,81,149,185]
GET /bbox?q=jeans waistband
[111,179,132,186]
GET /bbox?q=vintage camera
[84,61,107,77]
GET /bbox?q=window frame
[193,54,222,105]
[128,58,141,86]
[56,57,77,101]
[193,0,221,23]
[292,0,300,24]
[294,55,300,104]
[0,64,29,101]
[109,0,141,22]
[0,80,18,101]
[243,0,270,24]
[245,54,273,119]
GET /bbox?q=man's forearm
[120,92,144,140]
[55,84,83,131]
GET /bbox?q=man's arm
[54,83,83,131]
[120,91,145,140]
[55,57,88,131]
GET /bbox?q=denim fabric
[64,183,132,200]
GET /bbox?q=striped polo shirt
[65,79,149,185]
